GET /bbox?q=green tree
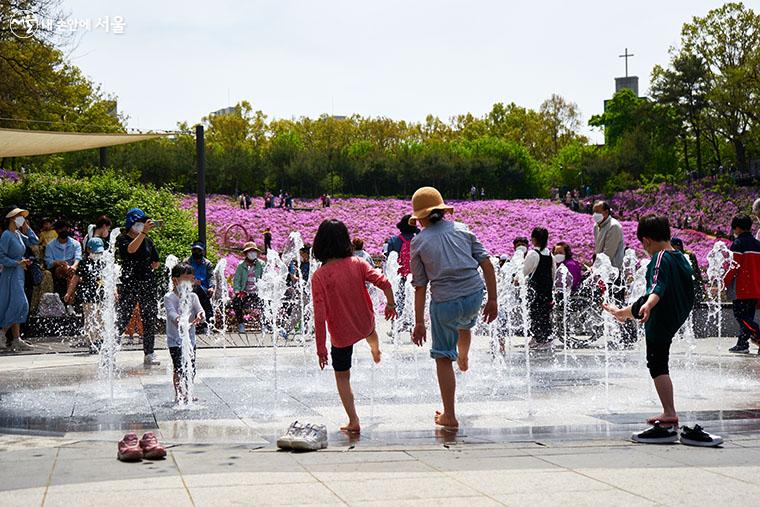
[651,53,711,174]
[680,2,759,171]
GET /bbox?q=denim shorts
[429,290,483,360]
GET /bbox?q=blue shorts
[429,290,483,360]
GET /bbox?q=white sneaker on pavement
[277,421,306,450]
[143,353,161,366]
[290,423,328,451]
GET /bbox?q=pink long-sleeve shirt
[311,256,391,357]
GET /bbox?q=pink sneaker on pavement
[117,433,143,462]
[140,432,167,460]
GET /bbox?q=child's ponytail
[428,209,445,224]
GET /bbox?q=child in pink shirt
[311,219,397,433]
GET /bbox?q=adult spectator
[288,244,312,284]
[185,242,215,333]
[592,200,634,347]
[670,237,705,302]
[232,242,265,333]
[85,215,112,251]
[593,201,625,269]
[0,207,38,351]
[512,236,529,261]
[553,241,583,291]
[116,208,161,366]
[66,237,107,352]
[524,227,555,350]
[753,198,760,240]
[725,215,760,353]
[44,220,82,304]
[470,185,477,201]
[352,238,375,267]
[262,228,272,254]
[38,218,57,249]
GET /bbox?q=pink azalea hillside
[183,195,726,277]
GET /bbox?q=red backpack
[398,234,412,276]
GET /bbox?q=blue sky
[62,0,732,142]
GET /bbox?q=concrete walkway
[2,433,760,506]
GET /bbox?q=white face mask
[14,216,25,228]
[247,252,258,261]
[553,254,566,264]
[593,212,605,224]
[178,280,193,292]
[132,222,145,234]
[515,245,527,254]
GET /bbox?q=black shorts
[645,337,672,379]
[169,346,197,375]
[331,345,354,372]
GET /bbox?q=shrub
[0,171,207,262]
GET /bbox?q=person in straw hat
[232,241,265,333]
[0,206,39,351]
[408,187,498,429]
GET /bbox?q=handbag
[29,258,44,286]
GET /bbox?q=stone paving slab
[2,434,760,506]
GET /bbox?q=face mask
[515,245,527,254]
[247,252,258,261]
[178,280,193,292]
[14,216,25,228]
[553,254,566,264]
[132,222,145,234]
[593,213,604,224]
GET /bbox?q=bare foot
[434,410,459,429]
[340,422,361,433]
[457,354,469,372]
[371,347,382,364]
[646,413,678,426]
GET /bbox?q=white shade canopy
[0,127,169,157]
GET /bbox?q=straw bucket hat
[4,207,28,218]
[242,241,261,253]
[409,187,453,225]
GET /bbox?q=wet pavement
[2,333,760,447]
[4,333,760,505]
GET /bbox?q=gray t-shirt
[410,220,489,302]
[164,291,204,348]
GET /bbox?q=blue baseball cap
[87,237,105,254]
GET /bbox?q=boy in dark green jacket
[604,215,722,446]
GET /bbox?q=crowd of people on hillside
[237,190,332,210]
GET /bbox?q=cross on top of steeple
[619,48,634,77]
